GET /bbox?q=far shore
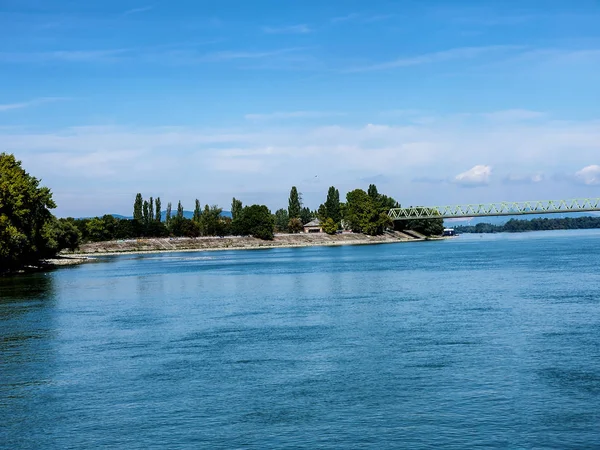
[63,232,441,258]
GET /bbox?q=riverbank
[64,232,437,257]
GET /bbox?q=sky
[1,0,599,217]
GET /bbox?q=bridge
[387,198,600,220]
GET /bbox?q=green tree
[143,200,149,224]
[235,205,274,240]
[324,186,341,224]
[344,189,389,235]
[368,184,379,201]
[155,197,162,222]
[133,193,143,221]
[300,207,312,225]
[199,205,223,236]
[148,196,154,222]
[166,202,172,226]
[322,217,338,235]
[288,218,304,233]
[177,201,184,219]
[0,153,71,270]
[231,197,243,221]
[193,199,202,223]
[273,208,289,232]
[288,186,301,219]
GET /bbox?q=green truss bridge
[387,198,600,220]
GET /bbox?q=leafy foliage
[274,208,289,232]
[0,153,80,270]
[231,198,243,221]
[288,186,301,219]
[288,218,304,233]
[322,217,338,235]
[455,216,600,234]
[233,205,274,240]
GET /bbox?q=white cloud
[347,45,522,72]
[245,111,345,121]
[0,97,66,112]
[454,165,492,187]
[263,24,312,34]
[575,165,600,185]
[122,6,153,16]
[503,173,545,184]
[482,109,546,122]
[3,112,600,216]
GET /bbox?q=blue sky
[1,0,599,217]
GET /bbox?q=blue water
[2,230,600,449]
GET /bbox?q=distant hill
[108,210,232,220]
[444,211,600,227]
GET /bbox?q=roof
[304,219,321,227]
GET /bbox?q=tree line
[70,183,443,243]
[1,152,443,271]
[454,216,600,234]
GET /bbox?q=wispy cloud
[482,109,546,122]
[346,45,522,72]
[202,47,305,62]
[331,13,393,24]
[0,97,66,112]
[245,111,345,121]
[0,49,130,63]
[122,5,153,16]
[262,24,312,34]
[503,173,545,185]
[331,13,360,23]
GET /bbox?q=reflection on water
[1,230,600,448]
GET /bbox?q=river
[2,230,600,448]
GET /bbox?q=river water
[2,230,600,449]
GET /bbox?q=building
[303,219,322,233]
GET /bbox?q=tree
[300,207,312,225]
[324,186,341,224]
[344,189,389,235]
[199,205,223,236]
[143,200,149,224]
[166,202,172,226]
[177,201,184,219]
[0,153,77,270]
[155,197,162,223]
[322,218,338,235]
[368,184,379,201]
[149,196,154,222]
[288,218,304,233]
[288,186,301,219]
[274,208,289,232]
[231,197,243,221]
[133,193,143,221]
[193,199,202,223]
[234,205,274,240]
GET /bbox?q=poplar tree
[177,201,184,219]
[149,196,154,222]
[231,197,243,221]
[288,186,301,219]
[155,197,162,222]
[325,186,341,224]
[166,202,172,225]
[193,199,202,223]
[143,200,149,224]
[133,193,143,221]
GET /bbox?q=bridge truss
[387,198,600,220]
